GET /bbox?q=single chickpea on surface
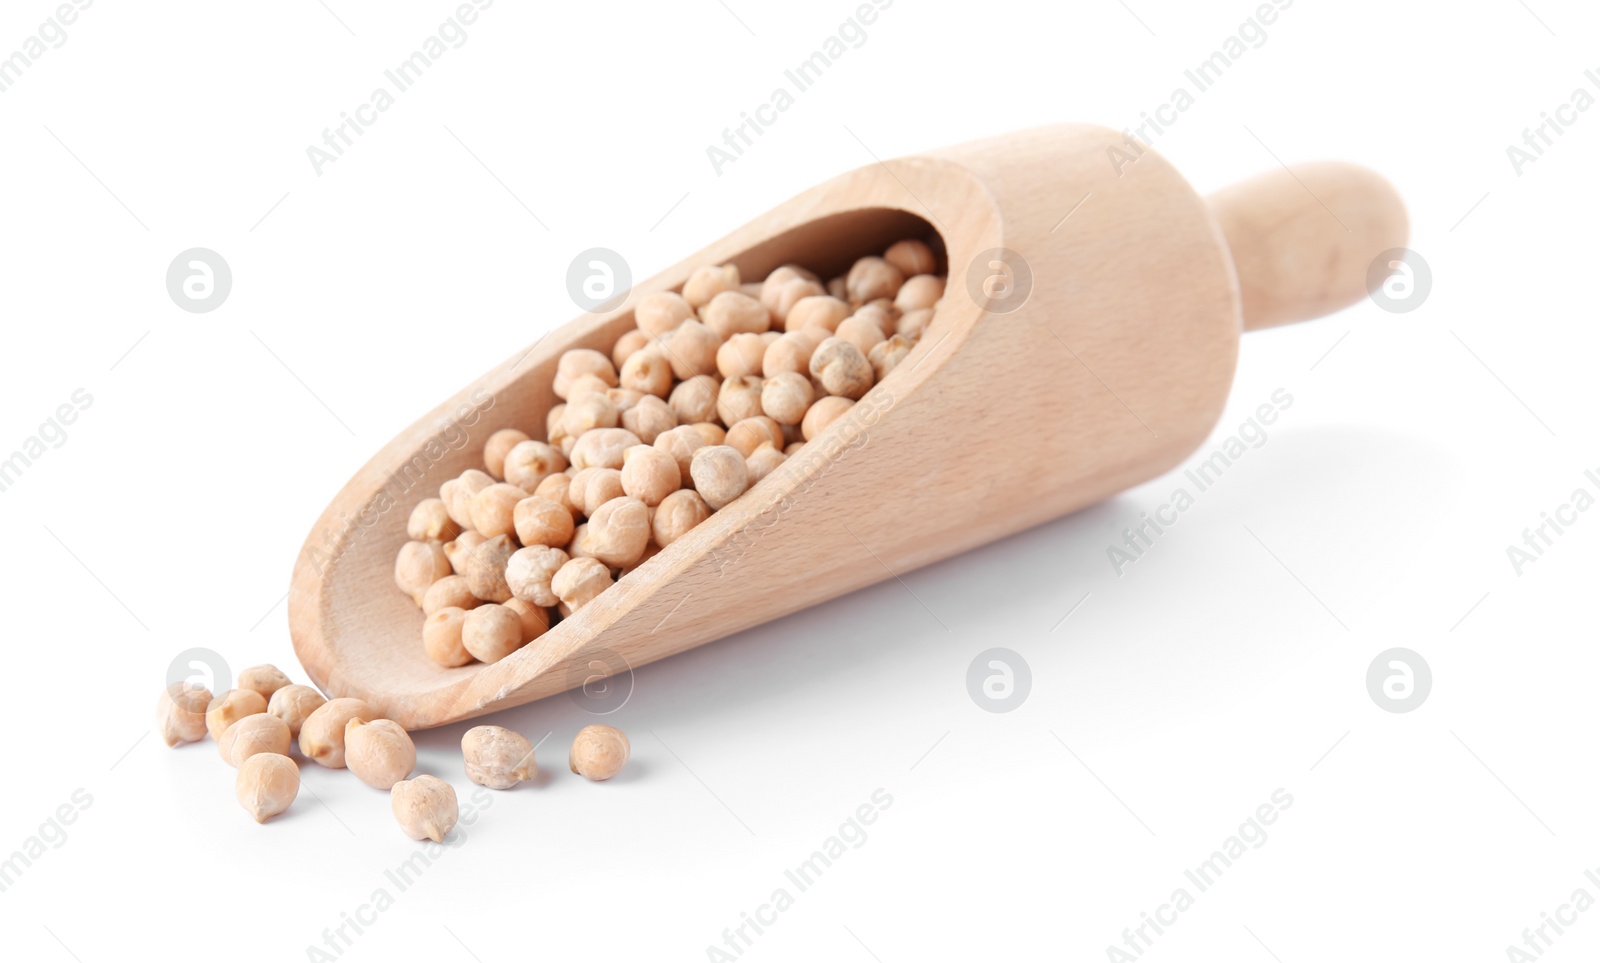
[267,685,327,738]
[391,775,459,843]
[406,498,460,543]
[461,725,536,790]
[205,689,267,742]
[462,604,524,663]
[236,753,298,824]
[344,718,417,790]
[423,606,473,667]
[552,557,613,611]
[395,540,452,606]
[506,545,568,607]
[156,683,211,747]
[570,724,630,781]
[422,574,480,616]
[652,489,711,547]
[219,712,291,767]
[483,428,530,480]
[299,698,378,769]
[690,445,749,510]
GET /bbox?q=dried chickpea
[267,684,327,738]
[847,256,905,304]
[760,371,815,425]
[669,374,720,425]
[552,556,613,611]
[716,332,768,379]
[570,427,643,471]
[856,301,899,338]
[725,416,784,457]
[827,276,848,300]
[206,688,267,741]
[553,349,617,399]
[444,530,487,575]
[502,597,550,644]
[422,574,479,615]
[344,718,416,790]
[514,495,575,547]
[661,319,722,379]
[869,334,915,380]
[763,329,824,378]
[635,291,694,339]
[299,698,377,768]
[463,534,516,603]
[690,445,749,510]
[606,387,645,413]
[652,489,711,547]
[612,328,652,370]
[395,540,452,606]
[586,497,651,567]
[740,281,764,298]
[219,713,291,767]
[238,665,293,703]
[836,314,888,356]
[533,470,577,513]
[897,307,934,340]
[483,428,531,480]
[568,523,594,560]
[701,291,769,338]
[407,498,461,543]
[769,277,826,323]
[566,372,615,403]
[746,442,787,484]
[461,725,535,790]
[802,395,856,441]
[546,405,569,447]
[440,469,494,530]
[716,376,765,425]
[156,683,211,747]
[884,238,937,277]
[506,545,568,607]
[620,347,674,397]
[570,467,626,516]
[468,483,529,540]
[570,724,630,781]
[560,393,620,438]
[621,394,677,444]
[391,775,458,842]
[620,445,681,506]
[760,265,818,318]
[237,753,298,823]
[809,337,875,399]
[785,441,805,456]
[895,274,944,312]
[654,425,707,486]
[683,264,741,308]
[423,606,473,667]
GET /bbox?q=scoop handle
[1207,161,1409,331]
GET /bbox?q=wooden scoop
[289,124,1406,729]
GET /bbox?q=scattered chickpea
[809,337,875,399]
[620,445,681,506]
[344,718,417,790]
[612,328,652,370]
[621,394,678,444]
[463,534,517,603]
[506,545,569,607]
[483,428,530,480]
[690,445,749,510]
[884,238,937,278]
[802,395,856,441]
[156,683,212,747]
[725,416,783,457]
[586,497,651,567]
[206,689,267,742]
[570,467,626,516]
[502,597,550,644]
[508,495,571,548]
[440,469,494,529]
[846,256,905,304]
[620,347,674,397]
[835,314,888,356]
[552,557,613,611]
[635,291,695,339]
[299,698,378,769]
[461,725,536,790]
[570,427,643,471]
[553,349,618,399]
[570,724,630,781]
[219,712,291,767]
[444,530,487,576]
[468,483,529,540]
[406,498,461,543]
[391,775,459,842]
[716,332,768,379]
[669,375,720,425]
[422,574,480,615]
[236,753,298,824]
[701,291,770,338]
[423,606,473,667]
[462,603,525,663]
[746,442,788,484]
[716,375,765,425]
[267,685,327,738]
[661,319,722,379]
[683,264,741,308]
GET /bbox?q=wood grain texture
[288,124,1398,729]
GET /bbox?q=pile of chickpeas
[394,239,945,668]
[156,663,631,834]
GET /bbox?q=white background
[1,0,1596,960]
